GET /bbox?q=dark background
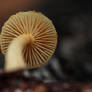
[0,0,91,82]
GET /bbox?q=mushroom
[0,11,57,72]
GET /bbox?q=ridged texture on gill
[1,11,57,68]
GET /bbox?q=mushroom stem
[5,34,34,72]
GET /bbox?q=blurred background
[0,0,91,82]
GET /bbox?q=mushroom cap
[1,11,57,69]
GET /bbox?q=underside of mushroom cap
[1,11,57,70]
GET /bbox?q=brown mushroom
[0,11,57,72]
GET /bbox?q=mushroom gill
[0,11,57,72]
